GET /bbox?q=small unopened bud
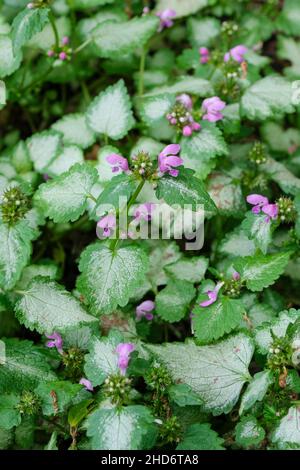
[62,36,69,45]
[59,52,67,61]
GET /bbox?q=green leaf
[156,168,217,213]
[144,76,213,97]
[254,309,300,354]
[0,338,56,394]
[208,172,245,216]
[95,173,136,210]
[84,331,122,386]
[239,371,273,415]
[156,0,208,18]
[36,381,82,416]
[180,123,228,179]
[0,394,21,430]
[52,113,96,150]
[271,407,300,447]
[156,280,196,323]
[165,256,208,283]
[168,384,203,407]
[193,297,245,344]
[147,333,254,415]
[219,228,256,257]
[68,399,94,428]
[187,17,220,47]
[92,16,159,58]
[44,431,58,450]
[0,80,6,108]
[72,0,115,9]
[177,423,224,450]
[261,157,300,196]
[26,130,62,173]
[235,416,265,448]
[34,163,98,223]
[0,218,40,290]
[15,262,59,290]
[241,212,272,255]
[234,251,292,292]
[278,36,300,80]
[261,122,300,154]
[277,0,300,36]
[86,80,134,140]
[45,145,84,177]
[85,404,157,450]
[11,7,50,53]
[78,243,148,315]
[0,34,22,79]
[15,277,97,335]
[138,93,175,126]
[241,76,295,121]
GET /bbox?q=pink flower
[59,52,67,61]
[47,50,55,57]
[62,36,69,45]
[45,332,63,354]
[232,271,240,281]
[106,154,129,173]
[202,97,226,122]
[199,47,210,64]
[134,203,154,222]
[156,9,176,32]
[136,300,155,320]
[246,194,278,223]
[176,93,193,110]
[97,214,116,238]
[183,125,192,137]
[115,343,135,375]
[200,282,224,307]
[224,45,248,63]
[262,204,278,222]
[142,6,150,15]
[158,144,183,177]
[246,194,269,214]
[79,378,93,391]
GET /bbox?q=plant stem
[49,11,60,50]
[74,37,93,54]
[109,179,145,252]
[138,45,147,97]
[87,193,97,203]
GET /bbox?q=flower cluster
[276,197,296,224]
[156,9,176,32]
[47,37,72,62]
[17,391,41,416]
[223,271,243,298]
[0,186,31,225]
[248,141,268,165]
[103,374,132,405]
[166,94,201,137]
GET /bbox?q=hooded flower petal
[224,45,248,63]
[262,203,278,221]
[115,343,135,375]
[97,213,116,238]
[156,9,176,31]
[134,203,154,222]
[159,144,181,157]
[136,300,155,320]
[106,154,129,173]
[199,46,210,64]
[79,378,94,391]
[45,332,63,354]
[202,97,226,122]
[176,93,193,110]
[200,282,224,307]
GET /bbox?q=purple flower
[199,47,210,64]
[47,50,55,57]
[262,203,278,222]
[79,378,93,391]
[106,153,129,173]
[115,343,135,375]
[136,300,155,321]
[59,52,67,61]
[200,282,224,307]
[246,194,269,214]
[176,93,193,110]
[156,9,176,32]
[202,97,226,122]
[97,213,116,238]
[224,45,248,63]
[158,144,183,177]
[62,36,69,46]
[45,332,63,354]
[134,203,154,222]
[232,271,240,281]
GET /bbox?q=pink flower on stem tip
[158,144,183,177]
[97,213,116,238]
[62,36,69,45]
[106,153,129,174]
[202,96,226,122]
[59,52,67,61]
[45,332,63,354]
[199,47,210,64]
[134,203,154,222]
[176,93,193,110]
[115,343,135,375]
[232,271,240,281]
[262,204,278,223]
[246,194,278,222]
[200,282,224,307]
[79,378,93,392]
[136,300,155,321]
[156,9,176,32]
[224,45,248,63]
